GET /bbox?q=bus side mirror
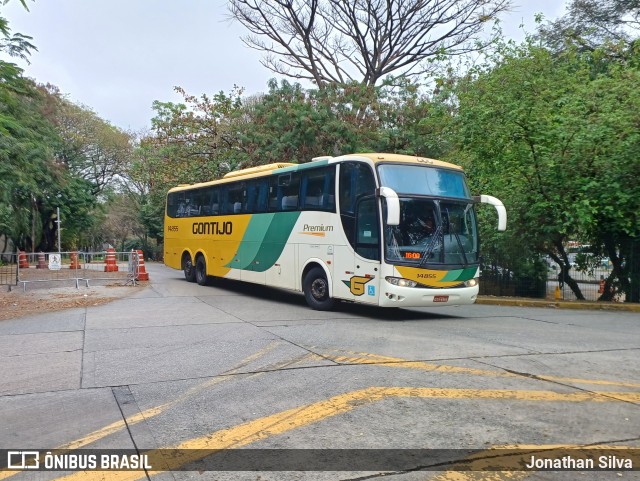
[473,195,507,231]
[377,187,400,226]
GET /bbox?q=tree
[0,72,59,251]
[99,194,145,252]
[0,0,35,64]
[144,86,245,185]
[447,39,640,301]
[237,79,381,162]
[44,85,133,197]
[539,0,640,53]
[571,65,640,301]
[229,0,511,87]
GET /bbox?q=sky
[3,0,566,133]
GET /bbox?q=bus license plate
[433,295,449,302]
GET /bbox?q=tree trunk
[623,237,639,303]
[549,241,586,301]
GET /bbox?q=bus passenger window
[210,189,220,215]
[302,167,336,211]
[176,193,190,217]
[245,179,268,213]
[280,173,300,211]
[268,178,281,211]
[227,184,245,214]
[167,192,181,218]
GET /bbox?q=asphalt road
[0,263,639,480]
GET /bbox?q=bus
[164,153,506,310]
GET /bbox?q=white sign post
[48,254,62,271]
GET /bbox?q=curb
[476,296,640,312]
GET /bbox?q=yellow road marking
[0,342,289,481]
[326,350,640,388]
[60,341,286,450]
[51,386,640,480]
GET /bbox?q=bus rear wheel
[183,254,196,283]
[303,267,334,311]
[195,255,209,286]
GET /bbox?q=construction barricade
[136,250,149,281]
[0,253,18,289]
[16,250,149,291]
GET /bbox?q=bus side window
[199,188,211,216]
[176,192,190,217]
[227,183,245,214]
[301,167,336,211]
[286,173,300,211]
[246,179,268,213]
[276,173,300,211]
[190,189,205,217]
[210,188,219,215]
[356,196,380,261]
[245,181,257,213]
[167,192,180,218]
[257,179,268,212]
[340,162,375,249]
[219,187,230,214]
[268,177,281,211]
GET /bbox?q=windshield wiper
[419,224,443,267]
[452,231,469,266]
[445,206,469,267]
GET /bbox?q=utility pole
[56,207,61,254]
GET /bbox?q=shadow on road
[195,276,461,322]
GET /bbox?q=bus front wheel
[303,267,334,311]
[195,255,209,286]
[183,254,196,283]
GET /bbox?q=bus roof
[344,153,463,170]
[167,153,463,193]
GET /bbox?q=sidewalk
[477,295,640,312]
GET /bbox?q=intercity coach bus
[164,153,506,310]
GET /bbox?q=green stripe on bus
[441,267,476,282]
[245,211,301,273]
[228,214,275,270]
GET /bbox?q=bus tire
[183,253,196,283]
[195,255,208,286]
[303,267,334,311]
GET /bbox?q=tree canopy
[229,0,511,86]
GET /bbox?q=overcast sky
[3,0,566,132]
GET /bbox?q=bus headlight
[464,278,479,287]
[385,276,418,288]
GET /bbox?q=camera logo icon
[7,451,39,470]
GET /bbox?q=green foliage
[448,38,640,301]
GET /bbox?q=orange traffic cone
[18,250,29,268]
[136,250,149,281]
[104,248,119,272]
[69,251,81,269]
[36,252,47,269]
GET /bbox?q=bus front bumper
[378,282,479,308]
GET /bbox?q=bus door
[332,196,381,304]
[352,196,381,305]
[333,162,380,304]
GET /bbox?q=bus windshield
[384,198,479,266]
[377,164,470,198]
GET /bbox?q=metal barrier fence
[0,254,17,289]
[15,251,146,291]
[546,266,626,302]
[480,264,626,302]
